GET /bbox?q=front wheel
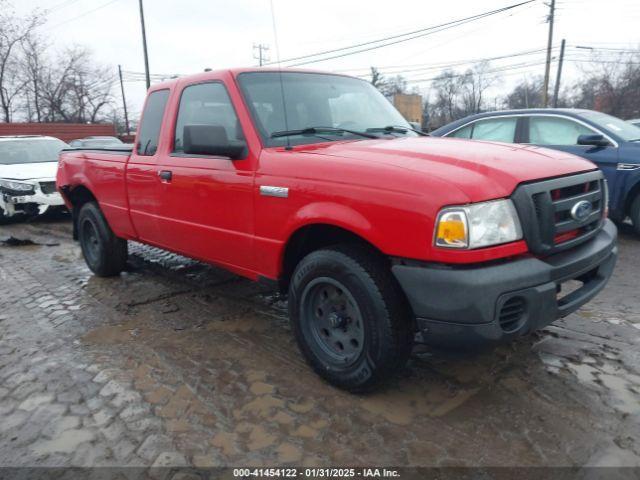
[289,245,413,392]
[77,202,128,277]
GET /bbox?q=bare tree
[35,46,117,123]
[370,67,384,89]
[504,75,544,109]
[370,67,410,97]
[22,32,47,122]
[460,61,498,115]
[426,69,464,128]
[570,51,640,119]
[0,2,42,122]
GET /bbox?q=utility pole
[138,0,151,90]
[118,65,131,136]
[553,39,566,108]
[542,0,555,107]
[253,44,270,66]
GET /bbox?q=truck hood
[0,162,58,181]
[297,137,597,201]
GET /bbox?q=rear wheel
[77,202,128,276]
[631,195,640,236]
[289,245,413,392]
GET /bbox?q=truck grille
[39,181,57,195]
[511,171,605,256]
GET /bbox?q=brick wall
[0,123,117,143]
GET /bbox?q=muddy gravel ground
[0,213,639,472]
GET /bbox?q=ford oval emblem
[571,200,593,222]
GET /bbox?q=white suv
[0,136,69,223]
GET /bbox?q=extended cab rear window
[137,89,170,156]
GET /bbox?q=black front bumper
[392,219,618,346]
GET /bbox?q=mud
[0,216,639,468]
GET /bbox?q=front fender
[284,201,377,246]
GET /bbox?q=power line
[351,47,555,77]
[253,44,270,66]
[44,0,84,15]
[264,0,537,67]
[336,47,552,74]
[45,0,121,30]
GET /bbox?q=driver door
[152,81,255,273]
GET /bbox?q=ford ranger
[56,69,618,391]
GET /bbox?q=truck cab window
[174,83,244,153]
[136,89,170,156]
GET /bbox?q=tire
[631,195,640,236]
[288,245,413,392]
[77,202,128,277]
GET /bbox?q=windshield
[237,71,415,147]
[579,111,640,142]
[0,138,68,165]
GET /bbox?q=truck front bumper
[391,219,618,347]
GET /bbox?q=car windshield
[579,111,640,142]
[237,71,416,147]
[0,138,68,165]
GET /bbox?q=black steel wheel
[301,277,365,367]
[289,245,413,392]
[77,202,128,277]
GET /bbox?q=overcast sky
[14,0,640,118]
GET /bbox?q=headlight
[435,199,523,249]
[0,179,36,194]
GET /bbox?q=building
[392,93,423,127]
[0,123,117,143]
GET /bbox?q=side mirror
[183,124,246,159]
[577,134,611,147]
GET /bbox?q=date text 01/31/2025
[232,468,400,478]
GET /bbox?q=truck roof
[148,67,358,91]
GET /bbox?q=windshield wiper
[271,126,379,140]
[367,125,428,137]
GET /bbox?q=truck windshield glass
[238,72,415,147]
[579,111,640,142]
[0,139,67,164]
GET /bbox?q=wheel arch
[61,185,99,240]
[279,222,387,293]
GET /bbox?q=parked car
[0,135,69,223]
[431,109,640,234]
[57,69,617,391]
[68,136,124,149]
[629,118,640,128]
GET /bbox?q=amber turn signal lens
[435,211,468,248]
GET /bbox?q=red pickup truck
[57,68,618,391]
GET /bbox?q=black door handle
[158,170,172,182]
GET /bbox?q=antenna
[269,0,292,151]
